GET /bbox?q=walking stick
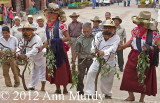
[95,58,102,93]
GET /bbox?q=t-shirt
[9,10,13,19]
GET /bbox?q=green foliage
[74,1,89,6]
[97,57,120,80]
[44,45,57,78]
[141,0,152,4]
[70,70,79,89]
[66,41,71,47]
[0,48,15,66]
[136,51,150,89]
[141,0,145,4]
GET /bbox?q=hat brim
[100,24,115,27]
[17,28,37,32]
[131,16,150,28]
[91,20,102,23]
[36,18,45,22]
[112,18,122,24]
[69,15,80,18]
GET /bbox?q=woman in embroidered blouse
[119,11,160,102]
[38,3,72,94]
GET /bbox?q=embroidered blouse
[48,21,67,39]
[130,27,160,50]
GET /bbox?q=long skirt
[46,45,72,86]
[120,48,157,96]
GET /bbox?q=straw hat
[69,12,80,18]
[44,3,66,22]
[18,24,37,32]
[90,16,102,23]
[132,11,152,29]
[112,16,122,24]
[28,15,33,18]
[101,19,115,27]
[36,16,45,22]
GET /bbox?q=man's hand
[19,54,27,59]
[36,46,43,53]
[72,63,76,71]
[98,51,104,56]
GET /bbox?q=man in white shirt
[101,12,111,25]
[35,16,47,43]
[27,15,38,28]
[85,20,120,98]
[11,16,23,42]
[17,24,46,91]
[0,26,20,87]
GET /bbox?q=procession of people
[0,2,160,103]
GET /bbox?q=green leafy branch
[136,51,150,89]
[70,69,78,89]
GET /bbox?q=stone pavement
[0,1,160,103]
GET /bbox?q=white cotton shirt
[0,35,18,51]
[35,26,47,43]
[21,35,46,66]
[91,32,120,67]
[11,24,23,42]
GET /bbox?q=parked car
[100,0,111,5]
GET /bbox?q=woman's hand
[142,45,147,51]
[117,45,123,50]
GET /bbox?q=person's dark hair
[102,30,112,36]
[2,26,10,33]
[105,12,111,16]
[2,4,4,6]
[9,7,13,11]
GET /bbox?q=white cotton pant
[28,63,46,88]
[84,60,114,96]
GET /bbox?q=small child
[0,26,20,87]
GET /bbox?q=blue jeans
[127,0,130,6]
[117,0,119,5]
[136,0,138,5]
[92,2,95,9]
[124,1,126,6]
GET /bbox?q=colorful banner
[0,0,10,4]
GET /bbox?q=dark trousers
[117,50,124,71]
[77,59,93,93]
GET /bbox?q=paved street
[0,1,160,103]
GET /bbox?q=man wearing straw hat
[11,16,23,42]
[119,11,160,102]
[68,12,83,59]
[85,20,120,99]
[17,24,46,91]
[91,16,102,35]
[112,16,126,72]
[35,16,47,43]
[27,15,38,28]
